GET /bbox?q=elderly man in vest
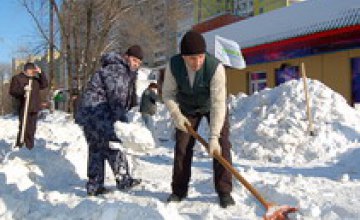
[162,31,235,208]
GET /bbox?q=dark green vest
[170,53,220,115]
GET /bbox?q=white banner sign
[215,35,246,70]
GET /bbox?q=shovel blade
[263,205,299,220]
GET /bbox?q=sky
[0,0,37,64]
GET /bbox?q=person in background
[158,69,165,99]
[54,89,66,111]
[9,62,48,150]
[139,82,160,132]
[69,88,80,117]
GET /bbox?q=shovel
[185,124,299,220]
[20,78,33,146]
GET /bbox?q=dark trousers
[171,112,233,197]
[16,111,38,150]
[84,128,131,193]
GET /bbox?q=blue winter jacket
[75,52,137,141]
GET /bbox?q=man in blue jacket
[75,45,143,196]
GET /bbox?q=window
[275,64,299,85]
[249,72,267,94]
[351,57,360,106]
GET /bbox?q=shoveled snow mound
[114,121,155,152]
[128,105,175,143]
[229,79,360,165]
[0,113,184,220]
[39,110,72,123]
[1,97,360,219]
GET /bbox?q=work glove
[208,136,221,156]
[172,112,190,133]
[24,85,32,92]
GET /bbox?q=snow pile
[1,79,360,219]
[40,110,72,123]
[128,104,174,143]
[114,121,155,152]
[0,114,185,220]
[229,79,360,165]
[126,104,206,146]
[0,117,17,163]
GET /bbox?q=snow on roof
[204,0,360,52]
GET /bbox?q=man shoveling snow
[75,46,143,196]
[162,31,235,208]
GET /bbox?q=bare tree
[21,0,193,94]
[112,0,193,66]
[21,0,133,89]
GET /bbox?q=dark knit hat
[24,62,36,71]
[180,30,206,55]
[126,45,144,60]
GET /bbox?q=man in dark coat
[69,88,80,117]
[139,83,160,131]
[162,31,235,208]
[75,45,143,196]
[9,62,48,150]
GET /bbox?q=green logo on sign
[223,48,240,57]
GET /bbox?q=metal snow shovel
[185,124,299,220]
[19,78,33,146]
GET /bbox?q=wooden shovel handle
[185,123,271,209]
[301,62,314,135]
[20,78,33,145]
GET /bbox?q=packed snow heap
[1,79,360,219]
[229,79,360,165]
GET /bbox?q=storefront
[203,0,360,104]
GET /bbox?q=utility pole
[164,0,169,60]
[49,0,55,88]
[1,73,4,115]
[49,0,55,113]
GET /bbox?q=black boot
[87,186,110,196]
[219,193,235,208]
[116,178,141,190]
[167,193,186,203]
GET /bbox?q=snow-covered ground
[1,79,360,219]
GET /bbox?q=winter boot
[87,186,110,196]
[219,193,235,208]
[116,177,141,190]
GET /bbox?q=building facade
[194,0,234,23]
[203,0,360,104]
[137,0,193,67]
[233,0,254,17]
[254,0,304,15]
